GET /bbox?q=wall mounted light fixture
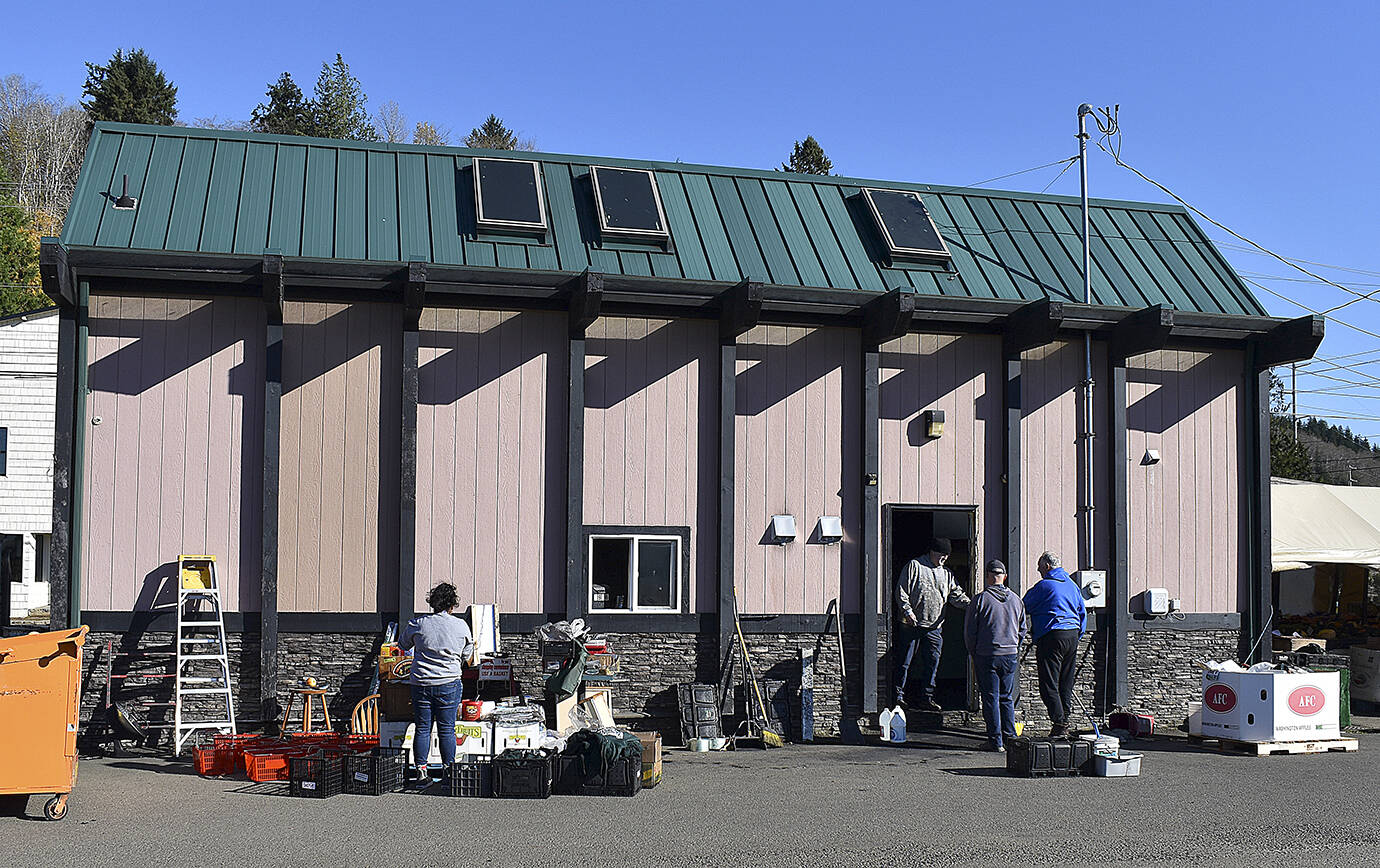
[770,514,797,545]
[924,409,945,439]
[1142,448,1161,466]
[817,515,843,545]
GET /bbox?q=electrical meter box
[1075,570,1106,608]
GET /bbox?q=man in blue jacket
[1022,551,1086,737]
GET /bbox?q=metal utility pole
[1077,104,1095,571]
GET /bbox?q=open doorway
[883,505,980,711]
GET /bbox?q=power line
[929,156,1081,196]
[1214,242,1380,280]
[1243,277,1380,342]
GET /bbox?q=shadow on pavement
[229,782,292,797]
[106,760,197,775]
[942,767,1012,777]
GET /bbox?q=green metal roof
[62,122,1266,316]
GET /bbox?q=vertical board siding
[1126,349,1245,612]
[734,326,860,614]
[878,333,1004,595]
[80,296,264,612]
[1019,341,1111,584]
[416,309,565,614]
[278,301,400,612]
[583,318,717,612]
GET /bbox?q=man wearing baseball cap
[964,559,1027,752]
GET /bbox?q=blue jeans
[893,623,943,705]
[974,653,1018,746]
[411,681,461,767]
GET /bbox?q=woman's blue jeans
[411,680,462,766]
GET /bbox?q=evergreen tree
[780,136,833,175]
[310,55,376,141]
[250,73,313,136]
[464,114,534,150]
[0,165,46,316]
[81,48,178,125]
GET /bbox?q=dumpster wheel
[43,795,68,821]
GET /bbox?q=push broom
[733,588,785,748]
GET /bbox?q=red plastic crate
[345,733,378,752]
[194,745,237,777]
[213,733,263,763]
[245,746,314,782]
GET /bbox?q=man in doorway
[894,537,970,711]
[1023,551,1087,737]
[964,559,1026,752]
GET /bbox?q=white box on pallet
[1200,669,1340,742]
[380,720,494,764]
[1351,648,1380,702]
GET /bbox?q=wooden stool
[281,688,333,733]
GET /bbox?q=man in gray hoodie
[964,560,1026,752]
[894,537,970,711]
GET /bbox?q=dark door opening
[884,505,980,711]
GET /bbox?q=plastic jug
[879,706,907,743]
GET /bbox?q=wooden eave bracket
[1110,304,1174,362]
[1253,315,1324,369]
[861,287,915,347]
[719,279,764,344]
[404,261,427,330]
[261,253,284,323]
[40,239,75,307]
[1003,297,1064,357]
[568,269,603,338]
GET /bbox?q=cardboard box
[494,721,544,754]
[633,731,662,787]
[1351,648,1380,702]
[1200,669,1340,742]
[380,720,494,764]
[1273,635,1327,652]
[379,682,413,721]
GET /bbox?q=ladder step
[178,688,232,695]
[179,654,228,661]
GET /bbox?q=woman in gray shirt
[399,583,474,781]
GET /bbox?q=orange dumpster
[0,625,89,820]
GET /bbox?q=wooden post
[260,253,284,724]
[567,271,602,620]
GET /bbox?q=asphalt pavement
[2,730,1377,868]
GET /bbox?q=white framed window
[586,526,687,613]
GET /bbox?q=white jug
[879,706,907,743]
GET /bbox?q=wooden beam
[39,239,75,307]
[1246,347,1273,661]
[1253,315,1324,369]
[861,348,880,714]
[719,279,764,342]
[566,271,601,620]
[1108,360,1130,704]
[48,301,77,631]
[1003,357,1022,593]
[1002,297,1064,357]
[260,253,284,725]
[399,262,425,630]
[718,342,737,684]
[861,288,914,347]
[1110,304,1174,362]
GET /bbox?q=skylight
[473,157,547,232]
[863,188,951,261]
[589,166,669,240]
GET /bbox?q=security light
[924,409,945,439]
[770,514,797,545]
[817,516,843,545]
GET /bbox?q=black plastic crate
[1005,738,1092,777]
[288,752,345,798]
[344,747,407,796]
[493,750,553,799]
[553,754,643,797]
[448,758,494,797]
[677,682,723,742]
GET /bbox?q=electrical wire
[927,156,1081,196]
[1215,242,1380,280]
[1241,277,1380,342]
[1039,157,1079,194]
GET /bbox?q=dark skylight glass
[863,188,950,260]
[474,157,546,230]
[590,166,668,239]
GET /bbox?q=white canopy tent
[1272,478,1380,571]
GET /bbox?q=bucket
[1080,733,1119,758]
[460,700,483,721]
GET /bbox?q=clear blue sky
[9,1,1380,449]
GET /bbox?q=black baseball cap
[985,559,1007,575]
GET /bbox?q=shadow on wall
[1126,352,1240,435]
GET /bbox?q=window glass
[636,539,676,608]
[590,537,630,610]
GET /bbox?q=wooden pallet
[1188,734,1359,756]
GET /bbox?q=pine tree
[251,73,313,136]
[81,48,178,125]
[464,114,534,150]
[310,55,376,141]
[780,136,833,175]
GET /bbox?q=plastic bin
[449,758,494,797]
[1089,753,1143,777]
[194,744,237,777]
[289,752,345,798]
[553,754,643,797]
[492,750,553,799]
[344,747,407,795]
[1006,737,1092,777]
[0,626,89,820]
[245,744,314,783]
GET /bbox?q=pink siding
[81,295,264,612]
[278,301,400,613]
[583,317,718,612]
[878,333,1004,605]
[734,326,860,614]
[1020,341,1111,585]
[415,309,565,614]
[1126,349,1245,612]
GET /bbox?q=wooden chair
[350,693,380,736]
[281,687,332,734]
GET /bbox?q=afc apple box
[1200,669,1340,742]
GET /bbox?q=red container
[461,700,483,721]
[245,746,316,783]
[194,745,236,777]
[345,733,378,752]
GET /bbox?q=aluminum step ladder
[173,555,237,753]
